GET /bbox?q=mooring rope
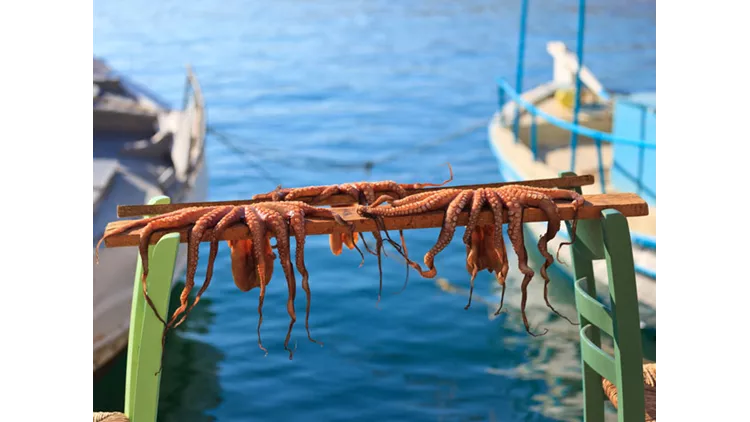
[206,119,487,187]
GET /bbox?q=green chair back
[561,172,647,422]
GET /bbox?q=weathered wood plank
[103,192,648,248]
[116,174,595,217]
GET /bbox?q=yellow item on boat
[555,88,576,109]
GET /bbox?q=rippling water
[93,0,655,420]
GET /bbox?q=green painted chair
[562,174,656,422]
[122,195,181,422]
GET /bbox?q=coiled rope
[601,362,656,421]
[93,412,129,422]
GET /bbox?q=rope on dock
[601,363,656,421]
[93,412,130,422]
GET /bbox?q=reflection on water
[436,248,596,422]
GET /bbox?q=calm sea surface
[93,1,655,420]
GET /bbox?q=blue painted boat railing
[496,77,656,197]
[495,77,656,277]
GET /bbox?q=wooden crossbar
[116,174,595,218]
[103,192,647,248]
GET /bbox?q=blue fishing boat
[487,1,656,330]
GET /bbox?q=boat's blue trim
[630,233,656,250]
[634,265,656,280]
[496,79,656,150]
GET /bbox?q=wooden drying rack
[102,174,649,248]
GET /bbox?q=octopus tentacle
[357,189,462,217]
[138,207,214,324]
[522,187,584,261]
[422,190,473,278]
[358,183,418,293]
[94,207,204,263]
[252,185,291,201]
[462,188,487,308]
[169,205,235,329]
[258,207,298,359]
[391,162,455,190]
[392,228,412,295]
[480,224,506,304]
[289,201,351,228]
[364,163,453,200]
[485,191,510,312]
[465,228,483,309]
[496,191,548,337]
[370,191,435,208]
[172,206,247,329]
[358,183,403,302]
[244,205,272,354]
[526,196,577,325]
[314,185,343,203]
[286,209,322,346]
[283,186,329,201]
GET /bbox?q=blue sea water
[93,0,655,420]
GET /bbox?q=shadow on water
[93,281,224,421]
[434,231,655,422]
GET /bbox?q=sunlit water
[93,1,655,420]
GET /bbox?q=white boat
[487,41,656,332]
[93,58,209,374]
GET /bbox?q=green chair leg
[602,209,645,422]
[124,196,181,422]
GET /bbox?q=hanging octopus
[251,164,455,302]
[357,185,584,336]
[95,201,353,358]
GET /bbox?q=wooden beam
[116,174,595,217]
[103,192,647,248]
